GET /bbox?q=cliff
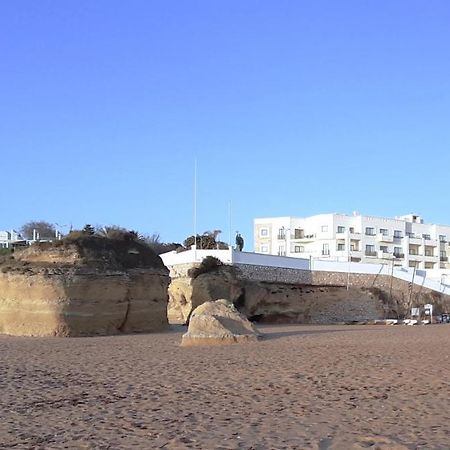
[167,263,450,324]
[0,237,170,336]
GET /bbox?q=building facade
[0,230,24,249]
[254,213,450,270]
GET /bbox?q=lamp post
[281,226,290,257]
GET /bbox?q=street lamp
[281,226,290,257]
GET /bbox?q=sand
[1,324,450,449]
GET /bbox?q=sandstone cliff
[167,264,450,325]
[0,237,169,336]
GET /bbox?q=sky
[1,1,449,247]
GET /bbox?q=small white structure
[0,230,24,249]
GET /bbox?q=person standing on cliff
[235,232,244,252]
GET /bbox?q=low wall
[161,249,450,295]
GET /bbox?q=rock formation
[168,266,243,323]
[0,236,170,337]
[167,262,450,325]
[181,299,260,346]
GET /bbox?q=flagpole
[194,158,197,258]
[228,200,232,249]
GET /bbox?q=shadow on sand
[259,325,385,341]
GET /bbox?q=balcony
[377,233,393,243]
[377,250,391,259]
[277,234,286,240]
[365,251,377,257]
[441,256,449,262]
[291,234,316,242]
[393,252,405,259]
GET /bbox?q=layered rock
[168,267,243,323]
[0,237,169,336]
[181,299,260,346]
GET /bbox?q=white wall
[160,248,450,295]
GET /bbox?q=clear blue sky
[1,1,449,247]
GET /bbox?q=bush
[188,256,224,279]
[367,287,389,304]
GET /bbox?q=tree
[82,224,95,235]
[183,230,229,250]
[20,221,56,240]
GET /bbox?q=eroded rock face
[167,268,388,325]
[0,238,170,337]
[167,267,243,323]
[181,299,260,346]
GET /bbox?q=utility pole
[408,266,417,317]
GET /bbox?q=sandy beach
[1,324,450,449]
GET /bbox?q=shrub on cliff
[26,231,165,271]
[183,230,229,250]
[188,256,224,279]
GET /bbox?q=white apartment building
[0,230,24,249]
[254,213,450,270]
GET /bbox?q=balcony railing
[365,251,377,257]
[377,234,393,242]
[441,256,448,262]
[277,234,286,240]
[394,253,405,259]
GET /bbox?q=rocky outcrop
[168,267,243,323]
[181,299,260,346]
[0,237,170,337]
[168,266,418,324]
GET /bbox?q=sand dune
[1,324,450,449]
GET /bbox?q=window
[294,228,304,239]
[278,228,286,239]
[409,247,418,255]
[337,243,345,251]
[422,234,431,240]
[294,245,304,253]
[380,245,388,253]
[322,243,329,255]
[394,230,402,238]
[260,245,268,253]
[439,235,446,242]
[425,248,434,257]
[379,228,388,236]
[394,247,403,257]
[260,228,268,237]
[278,246,285,256]
[365,227,375,236]
[365,244,375,256]
[321,225,328,232]
[337,226,345,233]
[349,227,355,233]
[425,262,435,269]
